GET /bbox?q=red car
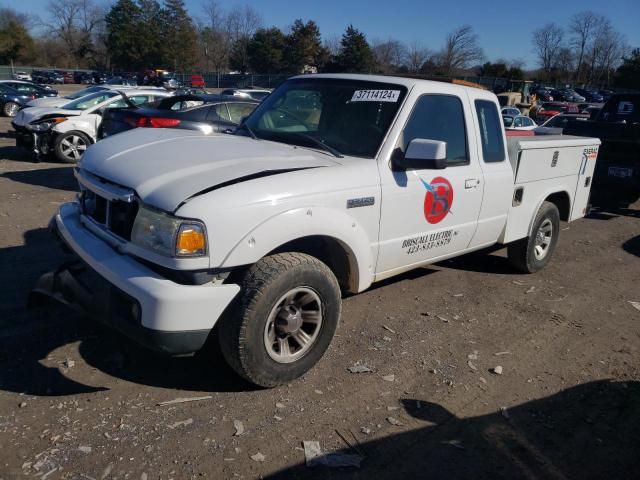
[191,75,205,88]
[535,102,578,124]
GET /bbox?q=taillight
[148,117,180,128]
[124,116,180,128]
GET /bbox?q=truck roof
[290,73,485,95]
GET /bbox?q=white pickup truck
[33,74,600,387]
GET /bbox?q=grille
[81,189,138,240]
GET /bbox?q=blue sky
[7,0,640,68]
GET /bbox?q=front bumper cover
[30,202,241,355]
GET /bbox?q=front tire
[508,201,560,273]
[218,253,341,387]
[54,131,90,163]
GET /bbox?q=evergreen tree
[160,0,197,70]
[105,0,143,70]
[284,19,325,73]
[0,10,35,64]
[335,25,374,73]
[616,48,640,89]
[247,27,286,73]
[229,35,251,73]
[138,0,164,68]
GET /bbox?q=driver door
[376,92,483,277]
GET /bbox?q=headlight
[130,205,207,257]
[27,117,67,132]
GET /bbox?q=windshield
[65,86,105,100]
[62,91,119,110]
[243,78,408,158]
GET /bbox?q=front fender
[220,206,375,293]
[54,119,96,142]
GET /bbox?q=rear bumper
[33,202,241,354]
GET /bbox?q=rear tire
[54,131,90,163]
[218,252,341,388]
[508,201,560,273]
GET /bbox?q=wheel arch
[219,207,374,294]
[268,235,360,294]
[544,191,571,221]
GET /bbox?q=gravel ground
[0,103,639,480]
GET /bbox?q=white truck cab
[33,74,600,387]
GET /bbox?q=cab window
[400,95,469,165]
[474,99,505,163]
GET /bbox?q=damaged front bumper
[31,202,241,355]
[11,122,53,157]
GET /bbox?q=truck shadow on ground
[0,308,256,396]
[266,379,640,480]
[0,164,77,192]
[623,235,640,258]
[0,228,255,396]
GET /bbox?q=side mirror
[393,139,447,170]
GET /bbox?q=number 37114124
[351,90,400,102]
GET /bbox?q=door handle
[465,179,480,189]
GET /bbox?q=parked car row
[10,82,263,163]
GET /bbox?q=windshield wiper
[236,123,258,140]
[293,133,343,158]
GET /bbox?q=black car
[105,75,137,86]
[97,94,258,139]
[574,88,604,103]
[33,70,63,84]
[0,84,36,117]
[91,71,107,84]
[73,71,94,84]
[564,94,640,206]
[0,80,58,98]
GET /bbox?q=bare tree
[438,25,484,75]
[42,0,103,66]
[372,38,407,74]
[201,0,223,31]
[198,0,230,72]
[569,11,602,81]
[407,41,430,73]
[225,5,262,43]
[323,34,340,57]
[532,23,564,76]
[586,19,628,85]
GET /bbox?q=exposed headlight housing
[130,205,207,257]
[26,117,67,132]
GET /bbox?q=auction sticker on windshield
[351,90,400,102]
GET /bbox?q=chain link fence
[1,65,635,93]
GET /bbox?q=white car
[24,85,135,109]
[501,106,520,116]
[13,71,32,81]
[12,89,172,163]
[35,74,599,387]
[220,88,271,101]
[503,114,537,131]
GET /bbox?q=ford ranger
[32,74,600,387]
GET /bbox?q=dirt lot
[0,106,639,480]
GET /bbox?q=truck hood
[13,106,80,126]
[80,128,341,212]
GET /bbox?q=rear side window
[226,103,257,124]
[475,100,505,163]
[401,95,469,165]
